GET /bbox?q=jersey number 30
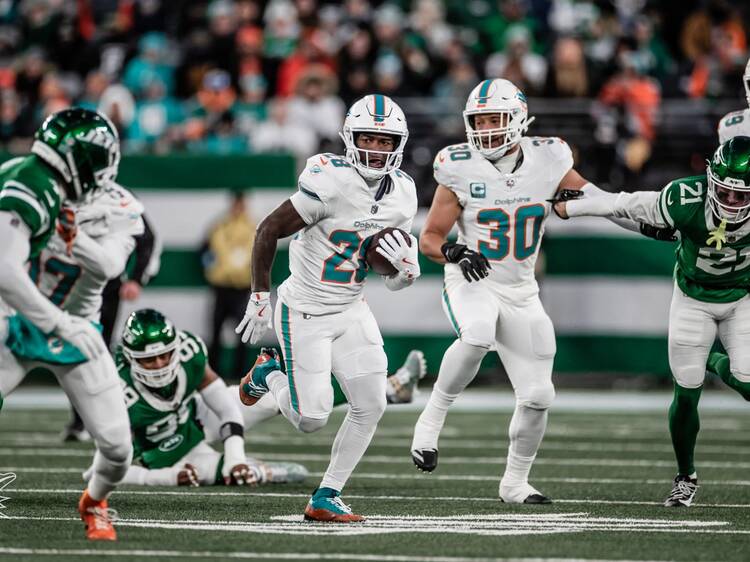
[477,205,545,261]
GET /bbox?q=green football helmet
[121,309,181,388]
[708,136,750,224]
[31,107,120,202]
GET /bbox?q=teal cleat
[304,487,365,523]
[239,348,281,406]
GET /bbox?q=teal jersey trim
[299,184,321,201]
[442,287,460,337]
[5,314,102,365]
[280,303,300,414]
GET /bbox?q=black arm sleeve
[130,213,156,286]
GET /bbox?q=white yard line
[0,547,668,562]
[4,488,749,509]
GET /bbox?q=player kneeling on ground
[85,309,307,487]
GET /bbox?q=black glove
[639,223,677,242]
[547,188,584,218]
[441,242,491,282]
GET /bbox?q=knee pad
[517,383,555,410]
[350,392,387,424]
[297,414,329,433]
[460,320,495,349]
[95,423,133,465]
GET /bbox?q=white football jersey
[434,136,573,300]
[718,109,750,143]
[33,183,144,321]
[278,153,418,315]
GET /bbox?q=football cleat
[78,489,118,541]
[411,448,439,472]
[239,348,281,406]
[251,459,309,484]
[303,487,365,523]
[499,482,552,504]
[664,474,698,507]
[386,350,427,404]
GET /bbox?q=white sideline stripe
[0,547,666,562]
[5,466,750,488]
[5,488,750,509]
[3,448,750,469]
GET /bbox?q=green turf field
[0,401,748,562]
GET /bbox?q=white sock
[412,340,486,451]
[121,464,181,486]
[319,374,385,492]
[87,448,131,500]
[500,404,548,488]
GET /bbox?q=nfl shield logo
[470,183,486,198]
[371,204,378,214]
[506,178,516,188]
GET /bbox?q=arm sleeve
[200,377,245,429]
[130,213,156,285]
[72,230,137,280]
[0,211,64,333]
[565,183,669,228]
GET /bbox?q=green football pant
[668,382,702,476]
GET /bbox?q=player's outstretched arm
[0,211,104,359]
[421,185,490,282]
[236,200,307,344]
[198,364,256,486]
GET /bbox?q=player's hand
[639,223,677,242]
[235,292,272,344]
[224,463,260,486]
[56,207,77,255]
[54,312,106,360]
[119,280,142,301]
[375,230,421,280]
[546,188,584,219]
[441,242,491,283]
[177,463,199,487]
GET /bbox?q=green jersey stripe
[0,189,49,234]
[280,303,301,414]
[658,188,674,228]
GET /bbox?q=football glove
[235,292,272,344]
[639,223,678,242]
[441,242,491,282]
[546,188,584,218]
[54,312,106,360]
[375,230,421,280]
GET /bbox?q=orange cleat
[78,489,118,541]
[239,348,281,406]
[303,487,365,523]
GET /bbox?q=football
[365,227,412,276]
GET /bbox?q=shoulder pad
[433,144,474,190]
[178,330,208,363]
[298,153,351,204]
[658,175,706,228]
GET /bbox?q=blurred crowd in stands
[0,0,748,187]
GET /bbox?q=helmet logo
[77,128,116,150]
[370,94,390,124]
[475,79,494,108]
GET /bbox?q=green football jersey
[658,175,750,303]
[117,330,209,469]
[0,155,64,258]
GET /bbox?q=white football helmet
[744,57,750,107]
[340,94,409,180]
[463,79,534,160]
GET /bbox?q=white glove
[235,291,272,344]
[375,230,421,280]
[54,312,106,360]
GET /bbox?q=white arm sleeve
[72,231,137,280]
[0,211,64,333]
[200,377,245,429]
[565,183,668,228]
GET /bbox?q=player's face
[715,185,750,209]
[137,350,174,370]
[473,113,510,149]
[355,133,396,169]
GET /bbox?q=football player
[718,58,750,142]
[552,135,750,507]
[235,94,420,522]
[0,108,132,540]
[411,78,614,504]
[85,309,308,487]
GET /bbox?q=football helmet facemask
[707,136,750,224]
[121,308,181,388]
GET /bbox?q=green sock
[668,382,702,476]
[707,351,750,401]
